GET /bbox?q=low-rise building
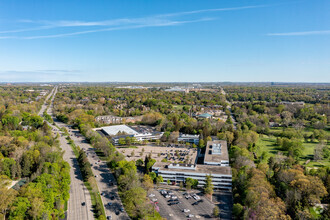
[177,134,200,145]
[95,115,143,124]
[204,140,230,166]
[196,113,212,119]
[279,101,305,106]
[95,115,123,124]
[96,124,163,144]
[152,140,232,190]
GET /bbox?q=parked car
[185,195,191,199]
[149,194,155,197]
[81,202,86,206]
[183,209,190,213]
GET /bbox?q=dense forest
[0,86,70,219]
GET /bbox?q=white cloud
[0,18,214,39]
[268,30,330,36]
[0,5,262,39]
[158,5,266,17]
[0,70,82,82]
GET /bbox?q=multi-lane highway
[55,121,130,220]
[38,86,56,116]
[40,86,94,220]
[47,86,129,220]
[56,127,94,220]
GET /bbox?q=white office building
[97,125,163,144]
[152,140,232,190]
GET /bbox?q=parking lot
[149,188,215,219]
[117,145,197,164]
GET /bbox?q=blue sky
[0,0,329,82]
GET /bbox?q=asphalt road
[38,86,55,116]
[57,130,94,220]
[47,86,129,220]
[58,123,130,220]
[42,86,94,220]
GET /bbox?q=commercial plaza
[96,124,232,190]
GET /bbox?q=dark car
[81,202,86,206]
[115,210,120,215]
[168,201,180,206]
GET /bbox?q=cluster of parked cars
[163,149,192,162]
[159,190,181,206]
[184,192,203,205]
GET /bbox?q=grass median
[66,136,106,219]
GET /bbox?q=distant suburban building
[152,140,232,190]
[95,115,123,124]
[164,87,189,93]
[279,101,305,106]
[95,115,142,124]
[196,113,212,119]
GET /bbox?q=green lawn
[256,135,330,168]
[173,105,184,110]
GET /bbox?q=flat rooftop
[204,140,229,163]
[100,125,138,136]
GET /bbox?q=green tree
[9,197,31,220]
[118,138,126,145]
[199,139,205,148]
[136,159,144,166]
[204,175,214,196]
[213,206,220,218]
[142,174,154,192]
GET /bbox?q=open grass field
[256,134,330,168]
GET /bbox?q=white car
[149,194,155,197]
[188,214,194,218]
[171,196,178,199]
[152,198,157,202]
[193,195,200,200]
[183,209,190,213]
[165,195,171,198]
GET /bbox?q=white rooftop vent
[212,144,222,155]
